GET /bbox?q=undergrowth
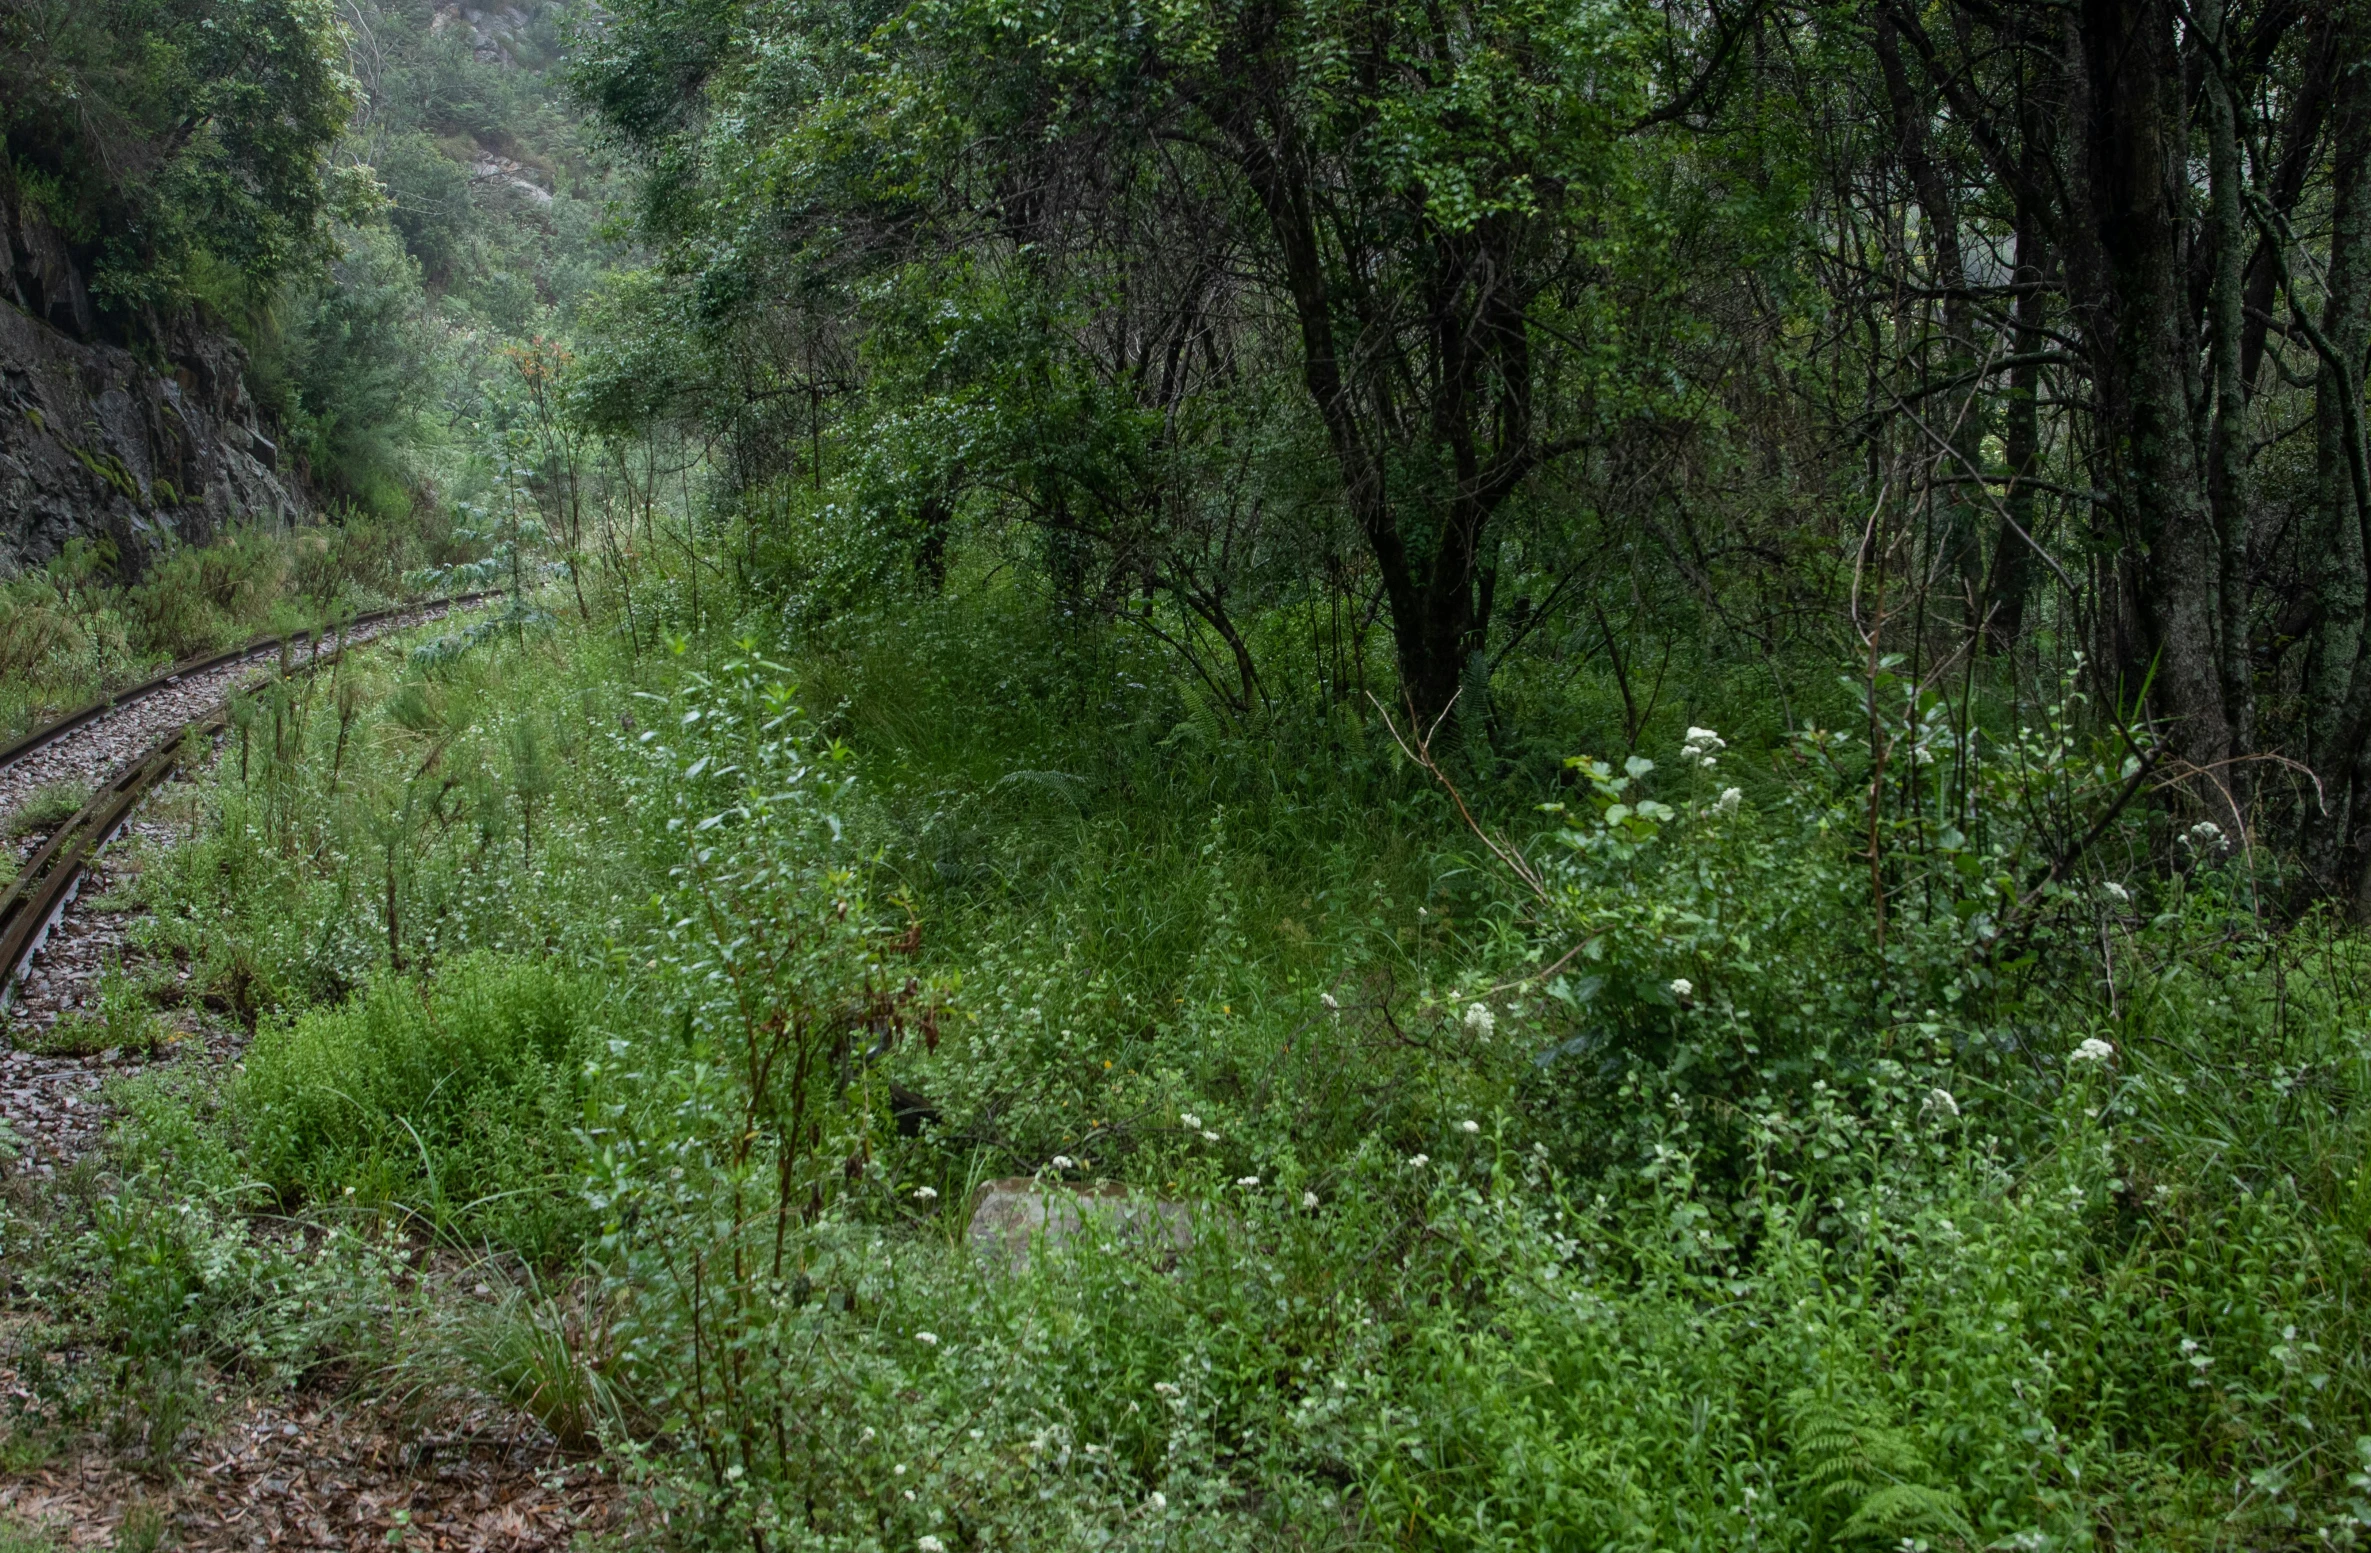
[10,564,2371,1549]
[0,516,442,741]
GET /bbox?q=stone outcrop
[470,153,557,209]
[429,2,540,66]
[0,177,304,578]
[967,1177,1198,1275]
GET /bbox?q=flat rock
[967,1178,1195,1275]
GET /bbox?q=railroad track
[0,594,495,1020]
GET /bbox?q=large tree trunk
[2065,0,2232,800]
[1987,123,2052,650]
[2303,5,2371,895]
[2201,0,2255,798]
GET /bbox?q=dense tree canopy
[573,0,2371,904]
[0,0,362,333]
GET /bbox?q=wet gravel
[0,598,488,1176]
[0,646,292,844]
[0,806,225,1177]
[0,601,482,841]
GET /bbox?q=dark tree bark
[1988,205,2048,650]
[2303,3,2371,894]
[2202,0,2256,792]
[1983,6,2059,651]
[2064,0,2233,797]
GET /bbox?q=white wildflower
[1320,992,1339,1010]
[1152,1382,1181,1397]
[1301,1191,1319,1209]
[1180,1113,1202,1130]
[915,1331,939,1346]
[2183,820,2227,853]
[1050,1155,1075,1170]
[1463,1002,1495,1039]
[1681,726,1725,768]
[1459,1119,1481,1134]
[1149,1491,1168,1510]
[1407,1153,1430,1169]
[2071,1037,2116,1064]
[1924,1087,1960,1119]
[1201,1130,1221,1143]
[1236,1175,1261,1187]
[1669,978,1693,999]
[912,1185,938,1201]
[919,1539,947,1553]
[1715,786,1742,815]
[2102,881,2129,901]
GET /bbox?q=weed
[5,782,90,838]
[19,970,162,1058]
[113,1499,166,1553]
[0,1514,60,1553]
[236,954,595,1255]
[108,1359,196,1478]
[91,585,2371,1544]
[0,1426,55,1474]
[427,1274,617,1452]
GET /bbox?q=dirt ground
[0,1392,618,1550]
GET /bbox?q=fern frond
[1838,1482,1977,1548]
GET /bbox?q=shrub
[236,952,596,1256]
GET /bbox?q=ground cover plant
[3,547,2359,1548]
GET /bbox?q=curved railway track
[0,594,494,1170]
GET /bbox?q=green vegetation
[0,0,360,329]
[3,781,88,839]
[6,0,2371,1547]
[257,0,630,510]
[20,968,165,1058]
[3,570,2356,1546]
[241,955,597,1253]
[0,0,622,730]
[0,1518,58,1553]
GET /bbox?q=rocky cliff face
[0,182,307,578]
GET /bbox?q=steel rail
[0,593,500,775]
[0,592,499,1009]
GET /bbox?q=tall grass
[0,517,443,739]
[238,953,597,1256]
